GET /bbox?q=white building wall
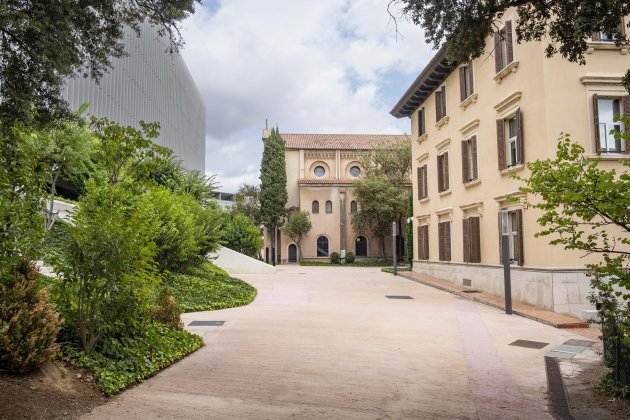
[62,23,205,171]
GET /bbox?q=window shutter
[417,167,422,200]
[623,95,630,154]
[471,136,478,179]
[516,209,524,266]
[417,226,422,260]
[424,225,429,260]
[418,109,425,135]
[468,62,474,95]
[461,140,469,183]
[443,153,449,191]
[462,218,470,262]
[444,222,451,261]
[505,21,514,63]
[422,166,428,198]
[438,222,444,260]
[435,91,442,122]
[494,32,503,72]
[619,17,626,36]
[592,32,601,41]
[459,67,466,102]
[437,155,443,192]
[593,94,601,154]
[441,86,447,117]
[497,119,506,170]
[516,108,524,164]
[498,212,505,264]
[470,216,481,263]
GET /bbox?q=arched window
[325,200,332,214]
[355,236,367,257]
[312,200,319,214]
[350,200,357,213]
[317,236,329,257]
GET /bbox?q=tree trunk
[271,223,277,266]
[380,236,386,261]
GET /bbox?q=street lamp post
[392,221,397,276]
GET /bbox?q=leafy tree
[233,183,261,226]
[283,210,312,262]
[396,1,630,66]
[220,213,263,258]
[0,0,199,126]
[520,134,629,392]
[361,139,412,185]
[352,177,408,259]
[259,128,287,265]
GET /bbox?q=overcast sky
[179,0,434,192]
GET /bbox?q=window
[417,164,428,199]
[312,200,319,214]
[314,165,326,177]
[463,217,481,263]
[592,18,626,42]
[418,108,426,135]
[494,21,513,72]
[437,153,449,193]
[316,236,329,257]
[499,209,524,266]
[438,221,451,261]
[350,166,361,177]
[350,200,357,213]
[593,95,626,153]
[325,200,332,214]
[435,86,447,121]
[417,225,429,260]
[496,109,524,170]
[459,63,474,101]
[461,136,478,183]
[355,236,367,257]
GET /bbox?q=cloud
[179,0,434,192]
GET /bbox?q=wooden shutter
[417,226,422,260]
[435,91,442,122]
[459,67,466,102]
[593,94,601,154]
[418,109,425,135]
[443,222,451,261]
[505,21,514,63]
[437,155,443,192]
[443,153,449,191]
[438,222,444,260]
[441,86,447,117]
[471,136,478,179]
[468,62,474,95]
[624,95,630,154]
[516,209,524,266]
[494,31,503,72]
[417,167,422,200]
[462,218,471,262]
[470,217,481,263]
[497,119,506,170]
[498,211,505,264]
[619,17,626,36]
[592,32,601,41]
[516,108,524,164]
[422,166,428,198]
[418,225,429,260]
[461,140,469,183]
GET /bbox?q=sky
[179,0,435,192]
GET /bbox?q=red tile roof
[279,133,409,150]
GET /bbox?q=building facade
[262,132,409,264]
[62,22,206,171]
[391,11,630,319]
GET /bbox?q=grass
[300,259,392,267]
[166,262,257,313]
[62,323,203,396]
[381,266,411,274]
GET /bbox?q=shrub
[345,252,355,263]
[0,266,62,372]
[220,212,263,257]
[151,288,182,330]
[330,252,341,264]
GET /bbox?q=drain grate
[563,339,595,347]
[461,290,480,294]
[188,320,225,326]
[509,339,549,349]
[386,295,413,299]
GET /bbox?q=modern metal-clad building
[62,22,206,171]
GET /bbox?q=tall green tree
[283,210,312,262]
[396,1,630,66]
[361,139,412,185]
[233,183,261,226]
[259,128,287,265]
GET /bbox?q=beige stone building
[262,132,408,264]
[391,10,630,318]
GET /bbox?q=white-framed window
[314,165,326,177]
[505,116,519,167]
[597,97,624,153]
[500,209,521,264]
[460,63,474,101]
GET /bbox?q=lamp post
[500,211,513,315]
[392,221,397,276]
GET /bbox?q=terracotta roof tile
[279,133,409,150]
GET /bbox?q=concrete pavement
[82,266,592,419]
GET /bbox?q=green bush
[220,212,263,257]
[63,323,202,396]
[0,267,62,372]
[345,252,355,263]
[167,262,256,312]
[330,252,341,264]
[151,288,182,330]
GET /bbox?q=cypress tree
[259,127,287,265]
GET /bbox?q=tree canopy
[283,210,312,261]
[396,0,630,65]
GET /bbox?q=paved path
[83,266,590,419]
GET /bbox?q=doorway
[288,244,298,263]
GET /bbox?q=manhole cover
[386,295,413,299]
[509,339,549,349]
[563,339,595,347]
[188,320,225,326]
